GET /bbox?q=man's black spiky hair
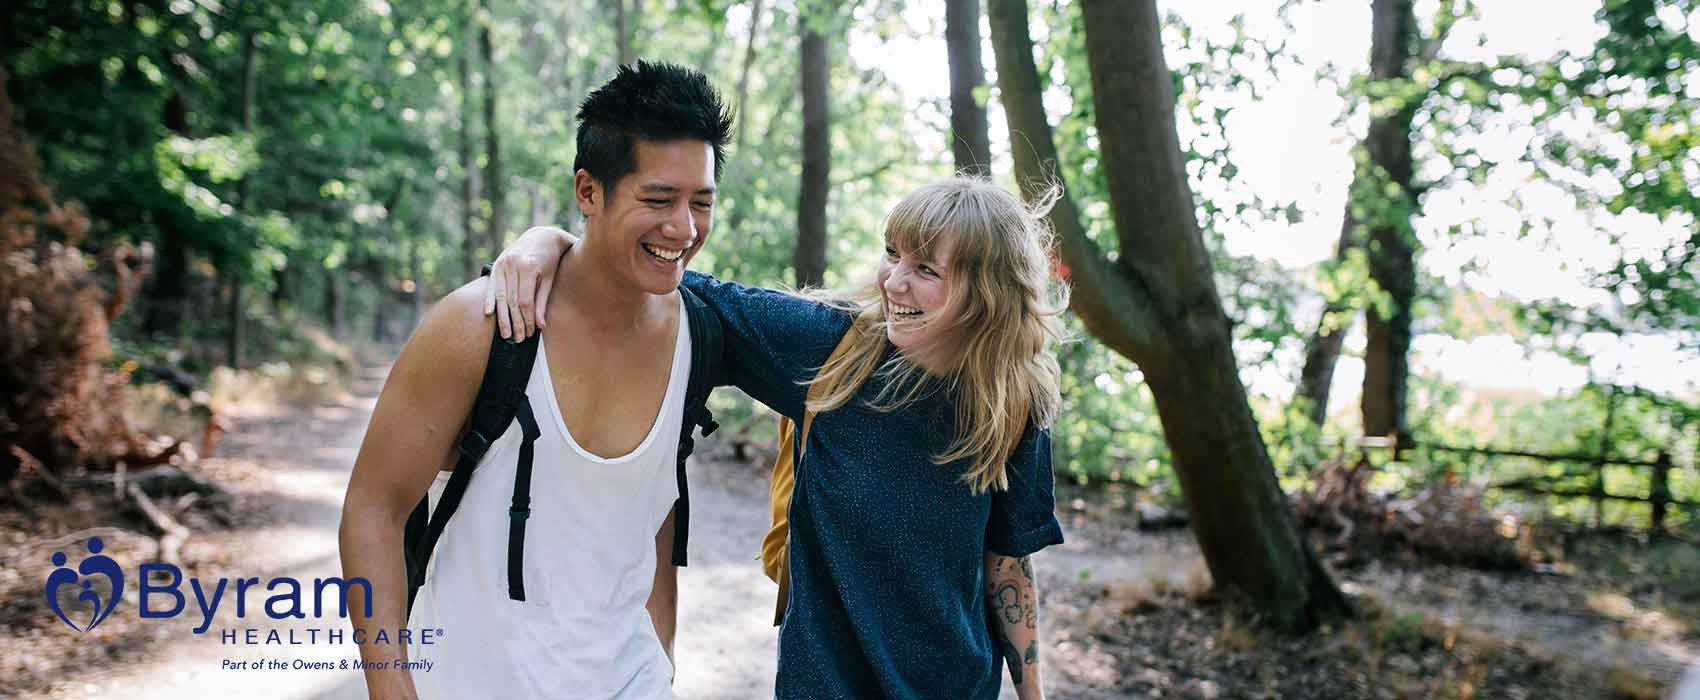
[573,60,734,195]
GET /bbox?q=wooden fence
[1415,442,1693,532]
[1363,385,1699,533]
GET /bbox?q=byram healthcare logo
[41,537,416,647]
[44,537,124,633]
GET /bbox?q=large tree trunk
[1293,208,1357,426]
[946,0,991,174]
[989,0,1349,630]
[1360,0,1418,443]
[794,19,830,288]
[459,7,481,281]
[480,5,505,262]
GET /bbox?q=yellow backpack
[760,323,860,626]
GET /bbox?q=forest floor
[1,360,1697,699]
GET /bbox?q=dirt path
[18,360,1690,699]
[13,363,995,700]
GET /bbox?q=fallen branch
[126,483,188,566]
[9,445,70,499]
[119,439,185,469]
[70,464,221,498]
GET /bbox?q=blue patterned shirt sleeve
[986,423,1065,558]
[680,270,853,421]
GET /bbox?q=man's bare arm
[646,507,679,675]
[986,553,1046,700]
[338,281,493,699]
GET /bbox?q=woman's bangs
[884,189,959,261]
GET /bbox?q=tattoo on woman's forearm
[991,582,1024,625]
[987,556,1041,687]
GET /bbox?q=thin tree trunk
[795,19,830,288]
[613,0,633,66]
[227,29,258,370]
[459,5,481,280]
[410,229,425,331]
[990,0,1349,630]
[325,268,345,339]
[629,0,646,59]
[1294,208,1357,425]
[1360,0,1419,443]
[137,0,193,339]
[480,5,505,262]
[946,0,991,174]
[733,0,765,156]
[369,256,389,343]
[725,79,796,246]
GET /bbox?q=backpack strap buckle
[458,430,493,460]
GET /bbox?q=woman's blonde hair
[804,176,1068,493]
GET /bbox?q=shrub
[0,68,140,486]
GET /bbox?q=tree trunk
[410,229,426,331]
[795,19,830,288]
[989,0,1349,630]
[945,0,991,174]
[629,0,646,60]
[369,256,389,343]
[1293,208,1357,426]
[613,0,633,66]
[142,7,194,340]
[459,6,481,281]
[480,5,505,262]
[143,228,191,338]
[227,29,258,370]
[325,267,345,340]
[733,0,765,156]
[1360,0,1418,443]
[723,0,772,242]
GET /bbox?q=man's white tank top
[408,296,689,699]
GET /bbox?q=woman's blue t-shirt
[681,271,1065,700]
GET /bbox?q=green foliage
[1404,374,1700,530]
[1052,316,1172,492]
[5,0,1695,537]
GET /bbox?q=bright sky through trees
[844,0,1699,403]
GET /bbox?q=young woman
[491,177,1067,700]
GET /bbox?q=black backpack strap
[506,400,542,601]
[672,285,724,567]
[404,322,540,614]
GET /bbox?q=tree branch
[987,0,1162,362]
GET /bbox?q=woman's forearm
[485,225,577,338]
[985,553,1045,700]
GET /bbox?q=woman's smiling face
[878,241,960,364]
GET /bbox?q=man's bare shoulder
[392,279,499,391]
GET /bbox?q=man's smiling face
[579,138,716,294]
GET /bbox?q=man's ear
[574,169,603,218]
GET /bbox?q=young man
[337,62,731,699]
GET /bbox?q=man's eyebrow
[637,183,717,196]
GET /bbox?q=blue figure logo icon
[44,537,125,633]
